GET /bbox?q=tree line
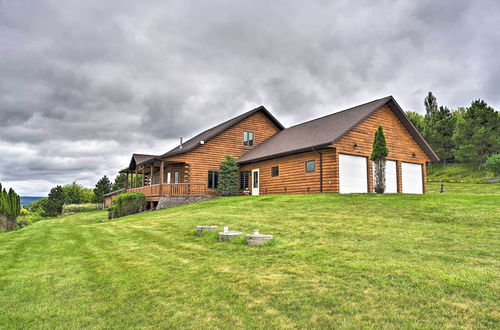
[406,92,499,164]
[28,174,124,218]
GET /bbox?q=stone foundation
[156,196,213,210]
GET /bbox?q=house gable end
[333,105,432,163]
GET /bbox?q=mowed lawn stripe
[0,194,498,328]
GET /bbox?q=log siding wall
[240,149,338,195]
[158,111,282,195]
[240,105,431,194]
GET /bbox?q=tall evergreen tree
[424,91,438,115]
[371,126,389,194]
[406,111,425,133]
[0,183,21,232]
[452,100,500,163]
[218,155,239,196]
[423,106,456,163]
[93,175,113,203]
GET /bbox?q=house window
[208,171,219,189]
[243,131,254,146]
[240,171,250,189]
[271,166,279,177]
[174,171,180,183]
[305,160,316,173]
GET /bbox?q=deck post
[150,164,154,186]
[125,171,129,191]
[135,169,138,188]
[142,167,145,187]
[159,160,165,196]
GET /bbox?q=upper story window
[305,160,316,173]
[208,171,219,189]
[271,166,279,177]
[243,131,254,146]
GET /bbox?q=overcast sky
[1,0,499,196]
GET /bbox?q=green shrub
[485,154,500,176]
[111,193,146,218]
[218,155,239,196]
[63,203,101,213]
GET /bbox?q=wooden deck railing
[127,183,207,197]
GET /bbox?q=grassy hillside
[427,162,497,183]
[1,194,498,328]
[428,182,500,194]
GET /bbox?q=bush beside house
[110,192,146,218]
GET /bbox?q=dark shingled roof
[137,105,284,166]
[238,96,439,164]
[126,153,156,170]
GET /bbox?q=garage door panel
[372,160,397,193]
[402,162,423,194]
[339,154,368,193]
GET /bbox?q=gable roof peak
[150,105,284,161]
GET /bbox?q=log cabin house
[104,96,439,207]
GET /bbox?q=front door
[251,169,259,196]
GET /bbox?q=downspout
[312,148,323,193]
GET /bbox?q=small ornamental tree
[371,126,389,194]
[218,155,239,196]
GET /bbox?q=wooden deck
[127,183,207,197]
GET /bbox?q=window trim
[305,160,316,173]
[271,166,279,177]
[243,131,254,146]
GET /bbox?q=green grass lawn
[1,194,499,328]
[428,182,500,194]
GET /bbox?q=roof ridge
[286,95,393,129]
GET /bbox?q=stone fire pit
[196,225,219,235]
[218,226,243,241]
[245,230,273,246]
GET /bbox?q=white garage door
[339,154,368,193]
[401,162,423,194]
[372,160,397,193]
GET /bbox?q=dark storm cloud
[0,0,499,195]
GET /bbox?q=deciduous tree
[45,185,65,217]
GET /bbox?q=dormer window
[243,131,254,146]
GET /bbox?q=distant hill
[20,196,44,206]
